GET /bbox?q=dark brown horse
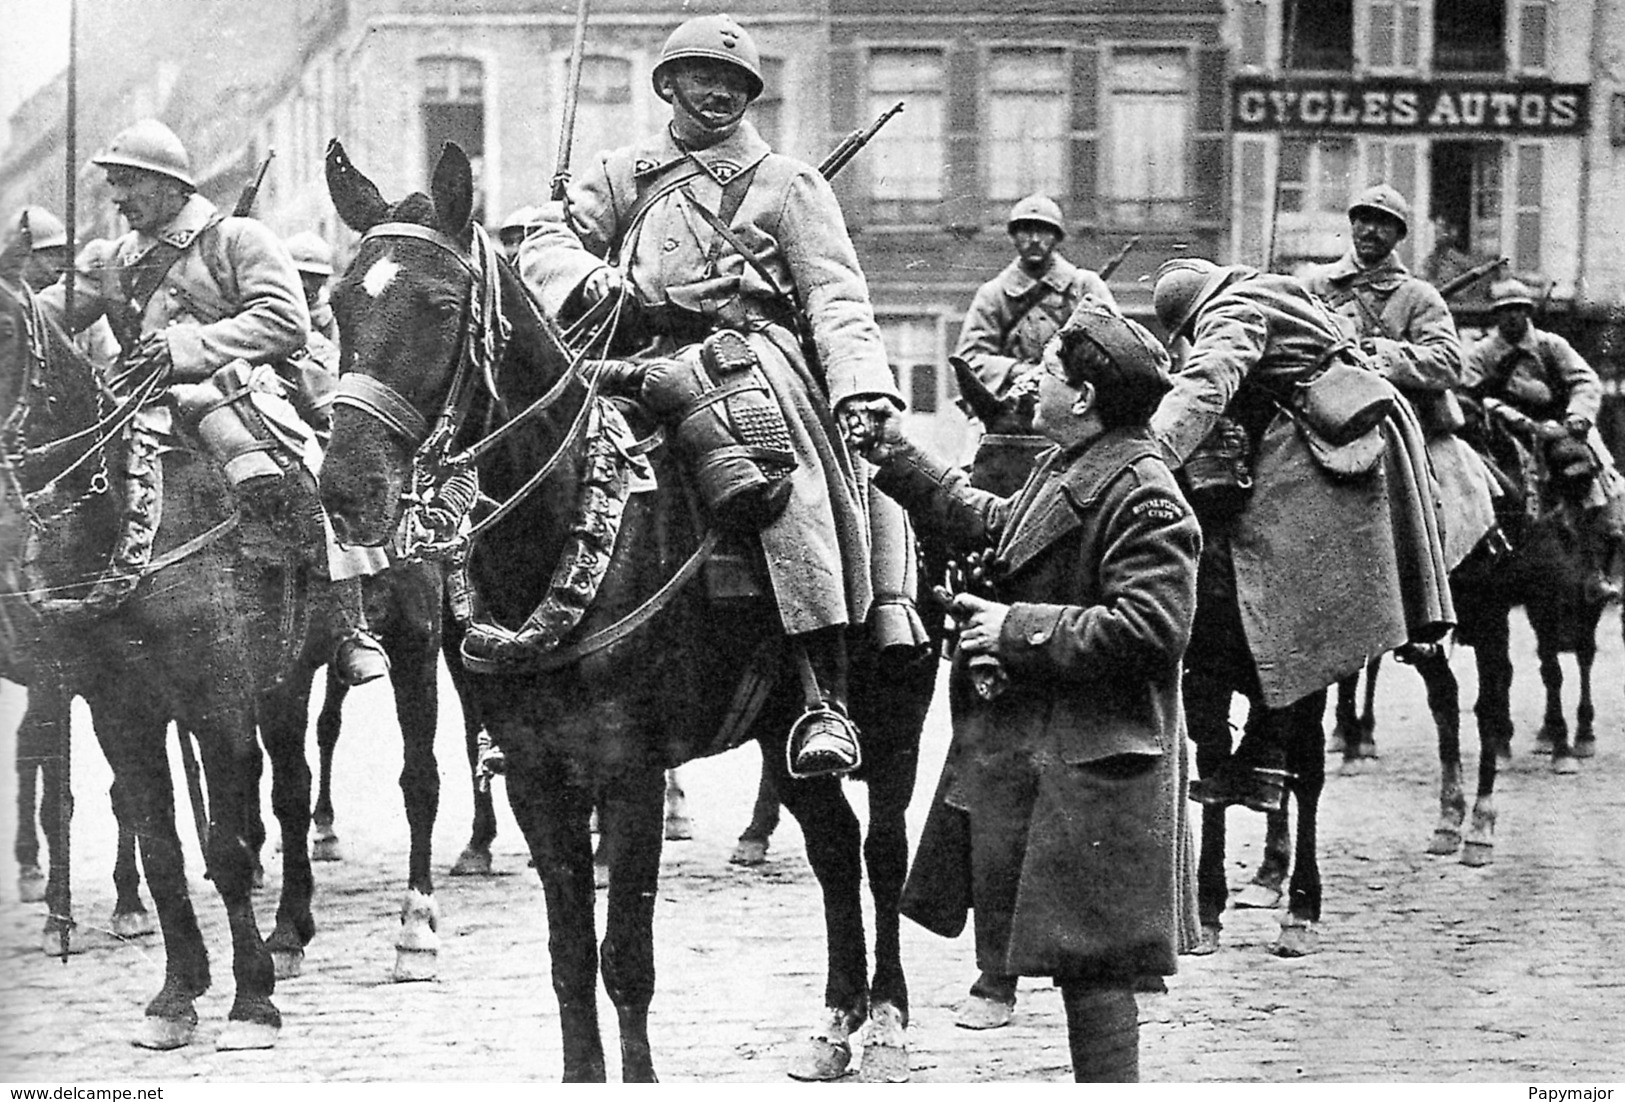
[1,231,311,1049]
[319,140,940,1082]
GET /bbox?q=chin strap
[669,83,748,133]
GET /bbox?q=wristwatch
[1565,415,1593,438]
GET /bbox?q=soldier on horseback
[953,196,1115,402]
[1149,258,1454,818]
[35,118,387,686]
[1464,278,1625,604]
[1303,184,1498,576]
[523,14,913,778]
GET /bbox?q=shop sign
[1232,76,1590,135]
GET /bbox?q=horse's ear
[0,214,32,283]
[430,142,474,239]
[326,139,391,233]
[950,355,1007,430]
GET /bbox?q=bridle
[329,220,608,559]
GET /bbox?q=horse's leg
[1462,680,1500,867]
[89,700,211,1049]
[1327,670,1359,755]
[110,777,155,938]
[311,666,346,862]
[505,741,606,1082]
[1412,648,1467,856]
[1184,670,1232,952]
[31,682,75,950]
[1237,700,1289,908]
[389,629,442,982]
[663,768,693,841]
[1474,610,1515,762]
[598,762,667,1083]
[233,733,265,889]
[260,665,318,979]
[1536,635,1577,773]
[1340,655,1382,773]
[191,706,281,1050]
[445,611,499,877]
[1572,616,1598,759]
[729,743,781,867]
[1274,691,1325,958]
[14,695,45,902]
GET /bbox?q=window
[1366,0,1422,72]
[1429,140,1502,264]
[1105,49,1190,229]
[420,57,485,218]
[867,48,945,220]
[1434,0,1504,72]
[987,48,1067,201]
[1364,138,1422,265]
[753,58,786,149]
[879,316,941,414]
[569,55,632,175]
[1278,138,1356,215]
[1284,0,1353,70]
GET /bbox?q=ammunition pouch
[1180,415,1254,520]
[641,330,796,532]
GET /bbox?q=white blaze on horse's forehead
[361,255,401,298]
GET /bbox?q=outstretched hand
[838,395,905,462]
[948,592,1011,656]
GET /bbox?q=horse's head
[320,138,480,545]
[950,355,1046,497]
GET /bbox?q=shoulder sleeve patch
[1130,494,1185,525]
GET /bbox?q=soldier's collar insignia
[710,160,741,183]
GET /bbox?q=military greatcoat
[877,428,1199,981]
[1304,251,1497,569]
[954,255,1115,399]
[523,121,903,637]
[1152,269,1454,709]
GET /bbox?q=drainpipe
[1573,0,1603,309]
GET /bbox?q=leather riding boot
[332,577,389,687]
[1060,983,1140,1083]
[1188,700,1291,813]
[787,629,861,779]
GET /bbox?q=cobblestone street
[2,610,1622,1083]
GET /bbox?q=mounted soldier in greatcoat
[523,14,921,778]
[36,118,386,685]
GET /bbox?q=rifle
[818,101,903,181]
[551,0,592,202]
[233,151,274,218]
[1439,255,1509,301]
[1097,235,1140,282]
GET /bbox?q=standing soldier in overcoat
[858,299,1199,1082]
[38,118,387,685]
[1303,184,1497,572]
[954,195,1115,402]
[523,14,919,777]
[1148,259,1453,942]
[1464,278,1625,602]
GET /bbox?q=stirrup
[786,703,862,780]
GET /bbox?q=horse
[318,139,940,1082]
[0,227,314,1050]
[1234,396,1614,920]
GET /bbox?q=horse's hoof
[1233,881,1283,910]
[787,1009,855,1081]
[448,847,494,877]
[40,926,88,956]
[1326,731,1346,755]
[1461,841,1495,867]
[594,862,610,890]
[1190,925,1221,956]
[856,1002,910,1083]
[392,948,438,982]
[216,1020,279,1051]
[271,947,304,980]
[311,834,342,863]
[1427,829,1463,856]
[1551,755,1580,775]
[252,866,266,891]
[111,908,157,939]
[664,816,694,842]
[1355,741,1379,760]
[729,838,769,867]
[133,1015,195,1050]
[1493,737,1512,763]
[17,866,46,904]
[1532,735,1555,756]
[1339,756,1374,776]
[953,994,1014,1030]
[1573,737,1597,759]
[1271,919,1320,958]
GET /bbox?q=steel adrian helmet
[8,206,68,251]
[1006,195,1066,240]
[91,119,195,189]
[1488,278,1537,310]
[1152,257,1240,339]
[1348,184,1411,239]
[499,205,544,234]
[652,14,764,103]
[283,231,334,277]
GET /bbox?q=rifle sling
[116,215,231,347]
[998,280,1065,354]
[610,160,706,265]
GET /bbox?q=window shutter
[1194,47,1229,226]
[1071,47,1100,227]
[1233,135,1272,267]
[1513,142,1543,272]
[829,45,864,216]
[1514,0,1550,75]
[1365,138,1421,265]
[1238,0,1269,69]
[947,41,981,227]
